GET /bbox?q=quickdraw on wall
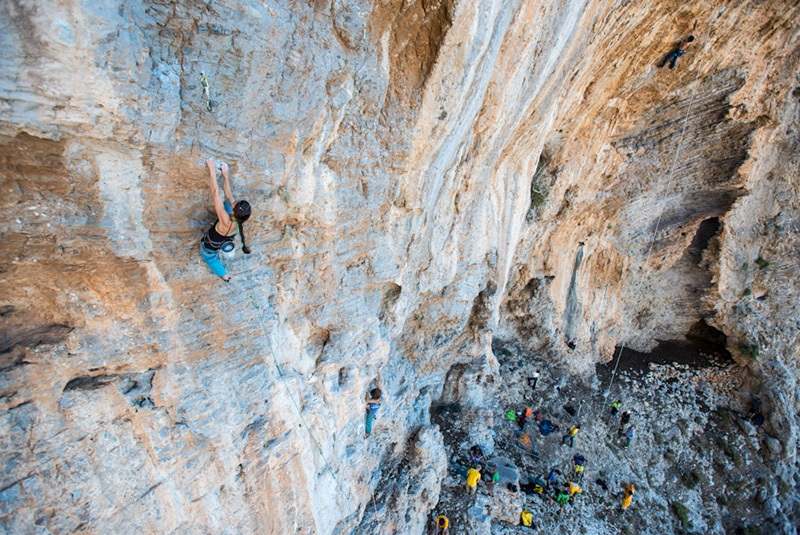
[200,72,213,112]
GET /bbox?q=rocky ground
[427,340,798,535]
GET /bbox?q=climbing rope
[194,24,364,520]
[371,492,383,532]
[240,252,353,512]
[606,20,713,395]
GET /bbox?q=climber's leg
[200,243,227,278]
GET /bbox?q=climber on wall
[364,371,382,439]
[200,158,252,281]
[658,21,698,70]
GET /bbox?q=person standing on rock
[465,466,481,495]
[364,372,382,439]
[552,485,571,514]
[546,468,560,489]
[572,454,587,479]
[623,425,636,449]
[621,483,635,512]
[553,377,566,393]
[518,407,533,430]
[483,466,500,495]
[617,411,631,438]
[527,370,540,393]
[562,424,580,448]
[200,158,252,282]
[609,400,621,419]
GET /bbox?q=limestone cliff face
[1,0,798,534]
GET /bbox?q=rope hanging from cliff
[606,21,713,395]
[240,253,353,512]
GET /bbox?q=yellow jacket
[466,468,481,486]
[622,492,633,510]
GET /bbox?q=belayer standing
[465,466,481,495]
[527,370,540,392]
[623,425,636,449]
[200,158,252,281]
[572,454,587,479]
[364,372,382,439]
[621,483,635,512]
[552,485,571,514]
[562,424,580,448]
[618,411,631,437]
[546,468,560,489]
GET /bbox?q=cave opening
[597,319,732,380]
[686,216,721,263]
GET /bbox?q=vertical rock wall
[1,0,799,533]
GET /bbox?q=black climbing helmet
[234,200,252,222]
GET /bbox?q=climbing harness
[606,18,713,396]
[200,72,213,112]
[241,253,353,514]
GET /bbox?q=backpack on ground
[520,510,533,527]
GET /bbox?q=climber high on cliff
[200,158,252,282]
[658,21,698,70]
[364,371,382,439]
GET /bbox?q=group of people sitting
[463,397,640,524]
[508,407,561,437]
[464,446,500,495]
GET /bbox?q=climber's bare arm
[207,159,232,227]
[221,162,235,206]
